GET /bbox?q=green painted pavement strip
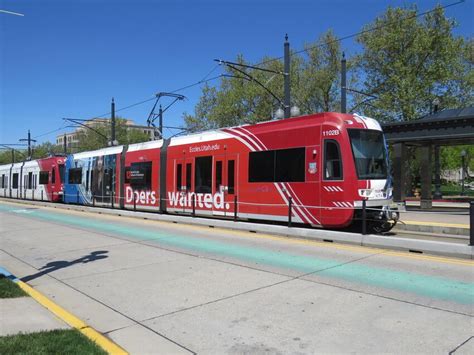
[1,203,473,304]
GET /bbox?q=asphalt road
[0,201,473,354]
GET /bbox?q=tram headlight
[358,189,373,198]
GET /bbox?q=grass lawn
[0,329,107,354]
[0,276,27,298]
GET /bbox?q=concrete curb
[394,222,469,236]
[1,197,473,260]
[0,265,128,354]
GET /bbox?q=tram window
[249,151,274,182]
[228,160,235,194]
[275,148,305,182]
[59,165,65,183]
[39,171,49,184]
[130,161,152,190]
[215,161,222,191]
[104,169,110,190]
[249,148,305,183]
[324,140,343,180]
[124,167,131,184]
[86,170,90,190]
[176,163,182,191]
[12,173,18,188]
[28,172,33,189]
[195,156,212,193]
[186,163,192,191]
[1,174,5,188]
[68,168,83,184]
[52,168,56,184]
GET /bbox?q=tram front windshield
[348,129,388,179]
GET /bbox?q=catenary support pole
[470,201,473,246]
[288,196,292,227]
[341,53,347,113]
[284,34,291,118]
[234,195,238,222]
[111,98,116,145]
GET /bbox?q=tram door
[175,157,193,213]
[213,154,238,217]
[183,158,193,213]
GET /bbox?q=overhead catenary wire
[253,0,465,68]
[28,0,466,144]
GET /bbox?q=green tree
[31,142,64,159]
[355,5,472,122]
[184,30,347,132]
[295,30,347,113]
[441,146,474,172]
[75,118,150,152]
[0,148,28,164]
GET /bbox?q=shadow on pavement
[21,251,109,282]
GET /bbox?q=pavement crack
[449,336,474,354]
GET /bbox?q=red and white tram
[1,112,398,232]
[0,156,65,202]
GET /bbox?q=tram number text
[323,129,340,137]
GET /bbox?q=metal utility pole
[341,53,347,113]
[19,130,36,160]
[159,105,163,141]
[11,149,15,163]
[63,133,67,154]
[111,97,116,145]
[284,34,291,118]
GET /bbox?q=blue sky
[1,0,472,145]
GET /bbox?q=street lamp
[461,150,466,196]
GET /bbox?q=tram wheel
[368,220,397,234]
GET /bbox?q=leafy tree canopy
[184,30,348,132]
[355,5,472,121]
[75,117,150,152]
[186,5,472,129]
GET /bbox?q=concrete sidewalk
[0,267,127,354]
[0,267,69,336]
[0,297,70,336]
[396,202,469,236]
[1,201,472,354]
